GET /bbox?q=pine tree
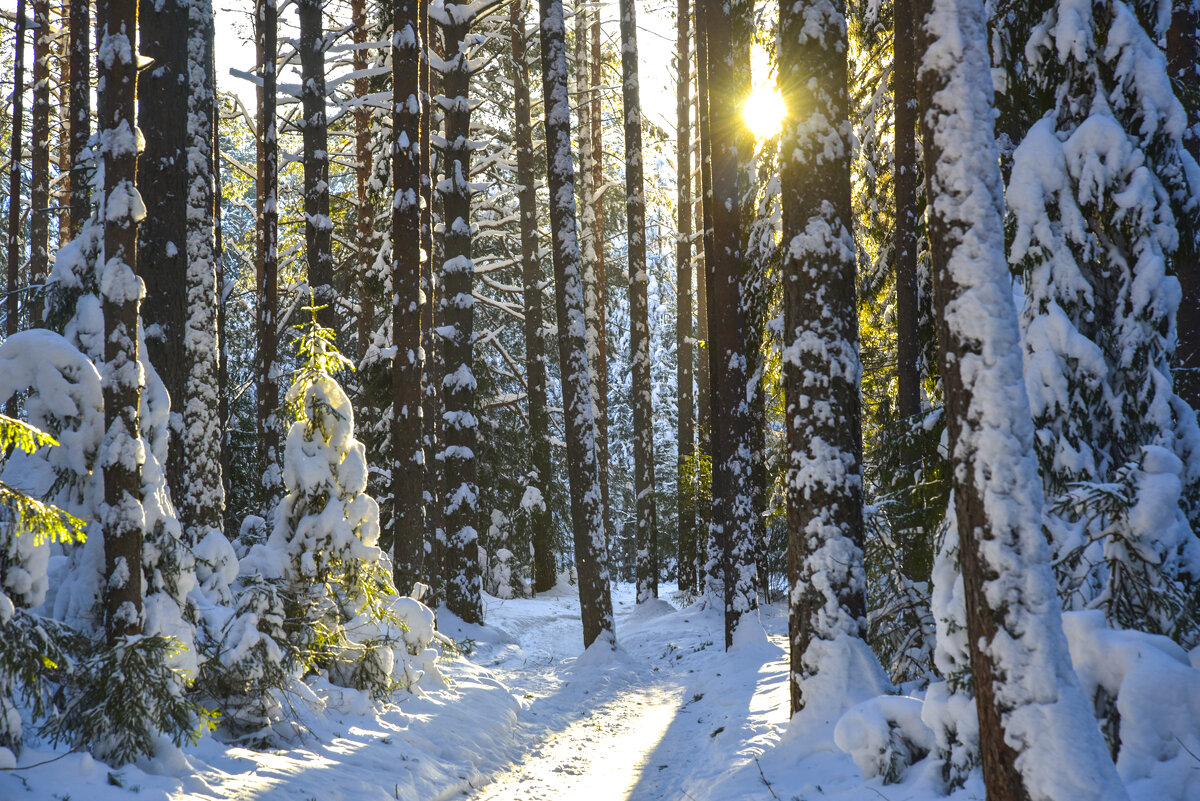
[298,0,335,333]
[256,0,282,506]
[511,0,556,595]
[914,0,1129,795]
[183,0,225,542]
[392,0,427,599]
[1007,0,1200,643]
[4,0,26,343]
[537,0,614,647]
[68,0,90,234]
[29,0,50,325]
[698,0,757,647]
[675,0,697,596]
[98,0,145,644]
[618,0,657,604]
[780,0,880,713]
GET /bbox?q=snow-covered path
[442,584,795,801]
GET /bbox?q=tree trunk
[5,0,26,344]
[138,0,189,518]
[393,0,427,597]
[99,0,145,643]
[421,12,441,590]
[693,4,713,461]
[29,0,50,325]
[299,0,334,332]
[699,0,757,648]
[537,0,615,647]
[779,0,869,714]
[512,0,556,595]
[914,0,1130,798]
[893,0,921,421]
[1169,3,1200,410]
[56,9,71,240]
[256,0,281,506]
[618,0,657,603]
[588,2,612,550]
[675,0,696,596]
[353,0,376,364]
[69,0,90,234]
[181,0,224,542]
[439,10,482,624]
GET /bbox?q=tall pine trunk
[99,0,146,643]
[421,15,441,589]
[392,0,428,597]
[5,0,26,342]
[353,0,376,365]
[588,2,612,549]
[182,0,224,542]
[299,0,334,331]
[779,0,871,714]
[675,0,696,596]
[512,0,556,595]
[537,0,614,647]
[255,0,281,505]
[698,0,756,648]
[693,1,713,465]
[915,0,1129,797]
[440,9,483,623]
[138,0,189,511]
[893,0,920,421]
[1169,3,1200,410]
[618,0,657,603]
[29,0,50,324]
[69,0,90,233]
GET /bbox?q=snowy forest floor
[2,583,991,801]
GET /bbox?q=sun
[744,84,786,141]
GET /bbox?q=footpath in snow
[4,581,1199,801]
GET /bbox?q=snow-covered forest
[0,0,1199,797]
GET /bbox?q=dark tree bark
[421,11,440,588]
[1169,3,1200,410]
[675,0,696,596]
[298,0,334,331]
[56,14,70,240]
[392,0,427,597]
[538,0,615,647]
[255,0,281,505]
[353,0,376,364]
[618,0,657,603]
[893,0,921,421]
[512,0,556,595]
[779,0,869,714]
[699,0,757,648]
[439,7,482,623]
[138,0,188,512]
[5,0,26,344]
[693,3,713,460]
[182,0,224,541]
[69,0,90,233]
[29,0,50,324]
[99,0,145,643]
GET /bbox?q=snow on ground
[4,581,1193,801]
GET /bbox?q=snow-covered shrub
[1050,447,1200,645]
[41,635,218,766]
[252,306,398,696]
[488,548,516,600]
[834,695,935,783]
[1062,611,1200,800]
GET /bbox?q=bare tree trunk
[5,0,27,344]
[915,0,1129,798]
[255,0,281,506]
[353,0,376,364]
[56,7,70,241]
[512,0,556,595]
[392,0,427,597]
[439,9,482,623]
[893,0,920,421]
[299,0,334,331]
[698,0,756,648]
[181,0,224,541]
[588,2,612,549]
[675,0,696,596]
[1169,2,1200,410]
[617,0,657,603]
[29,0,50,324]
[779,0,869,714]
[421,14,441,590]
[538,0,614,647]
[99,0,145,643]
[693,5,712,462]
[69,0,90,234]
